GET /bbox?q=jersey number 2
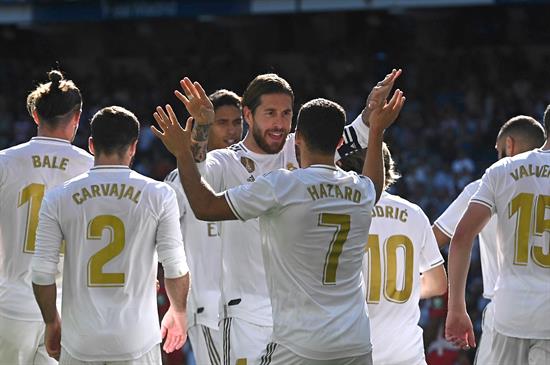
[87,215,126,287]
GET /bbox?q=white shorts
[188,323,222,365]
[258,343,372,365]
[491,331,550,365]
[474,301,494,365]
[59,344,161,365]
[0,314,56,365]
[221,317,272,365]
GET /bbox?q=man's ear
[88,137,95,156]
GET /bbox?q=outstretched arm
[152,104,236,221]
[174,77,215,162]
[362,89,406,202]
[336,69,402,160]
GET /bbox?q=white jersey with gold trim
[200,118,370,326]
[32,166,188,361]
[471,149,550,339]
[165,168,222,330]
[365,192,444,364]
[0,137,93,321]
[435,179,499,298]
[226,165,376,360]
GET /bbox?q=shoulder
[382,193,425,215]
[68,145,94,162]
[164,168,180,184]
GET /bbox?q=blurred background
[1,0,549,364]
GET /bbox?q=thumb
[160,324,167,339]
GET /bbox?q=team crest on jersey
[286,162,297,171]
[241,157,256,173]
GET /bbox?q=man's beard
[252,122,287,154]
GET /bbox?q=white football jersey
[32,166,188,361]
[0,137,93,321]
[435,179,499,298]
[165,168,222,330]
[200,117,370,326]
[226,165,375,360]
[365,192,444,364]
[471,149,550,339]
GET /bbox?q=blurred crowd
[1,4,549,364]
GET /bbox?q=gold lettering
[122,186,134,200]
[319,184,328,199]
[109,184,119,197]
[519,165,528,178]
[375,206,384,217]
[90,185,100,198]
[43,155,51,168]
[307,186,319,200]
[118,184,126,200]
[207,222,218,237]
[334,185,343,199]
[543,165,550,178]
[353,190,361,203]
[385,205,394,219]
[327,184,335,198]
[81,187,92,202]
[510,170,519,181]
[60,158,68,171]
[399,209,408,222]
[344,187,352,201]
[132,190,142,204]
[72,193,83,205]
[100,184,110,196]
[32,155,41,168]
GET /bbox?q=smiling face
[207,105,243,150]
[243,93,293,154]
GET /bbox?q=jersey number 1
[18,183,45,253]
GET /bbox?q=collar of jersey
[31,136,71,145]
[307,164,338,171]
[538,148,550,153]
[90,165,130,171]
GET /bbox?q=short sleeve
[418,210,445,273]
[225,173,280,221]
[434,181,479,238]
[471,165,498,213]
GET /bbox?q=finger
[156,106,170,125]
[184,117,193,132]
[467,327,477,348]
[194,81,209,102]
[153,112,166,131]
[174,90,190,107]
[386,89,401,109]
[166,104,178,125]
[174,336,185,350]
[151,126,164,139]
[183,77,200,99]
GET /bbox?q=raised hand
[152,104,193,158]
[175,77,214,126]
[368,88,406,133]
[362,69,402,126]
[445,310,476,351]
[160,307,188,353]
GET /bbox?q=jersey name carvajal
[226,166,375,360]
[435,179,499,298]
[0,137,93,321]
[165,168,222,329]
[200,117,370,326]
[366,192,444,364]
[471,149,550,339]
[32,166,188,361]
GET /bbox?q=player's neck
[299,151,335,169]
[94,154,131,167]
[36,126,74,142]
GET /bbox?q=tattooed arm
[174,77,215,163]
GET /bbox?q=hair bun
[48,70,64,88]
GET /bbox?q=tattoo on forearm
[192,124,210,142]
[191,142,208,163]
[191,123,210,162]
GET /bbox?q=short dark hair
[544,104,550,135]
[90,106,140,156]
[242,73,294,114]
[26,70,82,128]
[209,89,241,111]
[296,98,345,155]
[497,115,546,148]
[338,143,401,190]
